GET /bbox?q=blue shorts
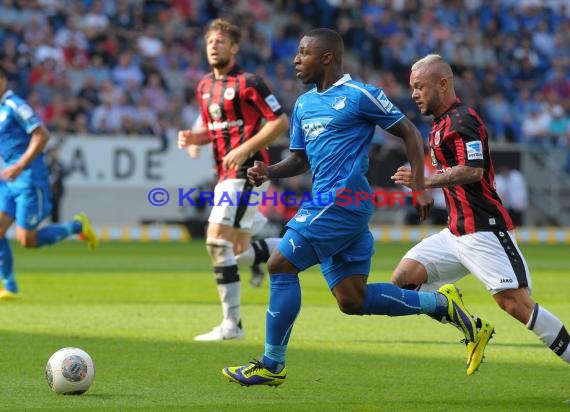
[0,182,52,230]
[279,204,374,289]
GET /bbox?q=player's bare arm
[222,113,289,170]
[1,125,49,181]
[185,145,202,159]
[247,151,309,187]
[387,118,433,221]
[426,165,483,188]
[392,164,483,189]
[176,128,210,148]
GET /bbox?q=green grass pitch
[1,240,568,411]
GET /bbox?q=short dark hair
[205,18,241,45]
[0,64,7,78]
[306,28,344,54]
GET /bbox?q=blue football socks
[358,283,444,316]
[263,274,301,373]
[433,290,450,317]
[37,220,82,247]
[0,238,16,292]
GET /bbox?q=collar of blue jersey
[333,74,351,87]
[316,74,352,94]
[0,89,14,104]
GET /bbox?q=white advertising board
[58,136,214,189]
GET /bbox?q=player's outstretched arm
[223,113,289,171]
[387,118,433,221]
[240,113,289,155]
[426,165,483,188]
[177,128,210,148]
[247,151,309,187]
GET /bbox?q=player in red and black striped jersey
[196,66,285,182]
[391,54,570,370]
[177,18,289,341]
[427,98,514,235]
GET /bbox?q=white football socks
[527,304,570,363]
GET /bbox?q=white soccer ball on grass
[45,347,95,395]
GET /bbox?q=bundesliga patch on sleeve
[376,91,393,112]
[465,140,484,160]
[16,103,34,120]
[265,94,282,112]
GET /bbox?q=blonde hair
[411,54,454,83]
[411,54,444,71]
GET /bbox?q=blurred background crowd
[1,0,568,147]
[1,0,569,228]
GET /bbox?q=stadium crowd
[0,0,568,150]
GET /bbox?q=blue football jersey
[0,90,49,187]
[290,74,404,214]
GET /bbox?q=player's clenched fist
[177,128,211,149]
[177,130,195,148]
[247,160,269,187]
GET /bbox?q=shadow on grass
[1,330,568,412]
[352,338,546,350]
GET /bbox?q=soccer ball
[45,347,95,395]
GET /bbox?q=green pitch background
[1,241,568,411]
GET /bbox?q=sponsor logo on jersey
[208,119,244,131]
[332,96,346,110]
[202,93,210,99]
[265,94,282,112]
[301,117,332,141]
[376,90,393,112]
[466,140,483,160]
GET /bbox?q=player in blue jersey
[222,29,491,386]
[0,65,98,300]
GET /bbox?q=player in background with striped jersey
[391,54,570,367]
[177,19,288,341]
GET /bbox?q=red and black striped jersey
[429,98,514,235]
[197,64,284,181]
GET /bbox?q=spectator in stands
[522,105,552,146]
[484,91,518,142]
[81,0,110,40]
[141,72,169,115]
[543,64,570,102]
[137,24,164,59]
[495,165,528,227]
[548,105,570,147]
[91,94,123,134]
[111,51,144,90]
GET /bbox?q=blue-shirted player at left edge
[0,65,98,300]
